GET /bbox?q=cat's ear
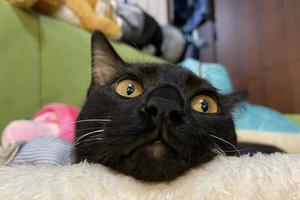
[91,31,125,86]
[221,90,248,109]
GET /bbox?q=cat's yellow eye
[191,95,218,113]
[115,79,143,98]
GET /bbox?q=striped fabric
[10,136,74,166]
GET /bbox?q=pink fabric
[2,103,79,147]
[33,103,79,142]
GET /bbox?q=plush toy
[1,103,79,147]
[116,3,186,62]
[7,0,122,38]
[8,0,63,13]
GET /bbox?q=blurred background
[204,0,300,114]
[0,0,300,139]
[127,0,300,114]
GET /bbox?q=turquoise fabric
[180,59,300,133]
[236,104,300,133]
[200,63,233,94]
[180,59,233,94]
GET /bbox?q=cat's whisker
[222,148,252,153]
[212,142,226,156]
[212,148,226,157]
[88,133,106,140]
[64,143,76,153]
[70,137,105,151]
[209,134,241,156]
[65,129,104,152]
[40,126,108,149]
[85,138,104,142]
[63,129,106,153]
[75,119,111,123]
[74,129,104,143]
[76,138,106,149]
[64,139,94,154]
[76,127,108,132]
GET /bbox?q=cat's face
[75,31,246,182]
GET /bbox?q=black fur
[74,31,247,182]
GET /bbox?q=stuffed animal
[116,3,186,62]
[8,0,63,13]
[7,0,122,38]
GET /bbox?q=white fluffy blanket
[0,153,299,200]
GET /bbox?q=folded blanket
[237,130,300,153]
[0,153,299,199]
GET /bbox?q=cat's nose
[143,98,183,122]
[142,84,184,122]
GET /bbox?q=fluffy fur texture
[0,153,299,199]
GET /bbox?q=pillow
[237,130,300,153]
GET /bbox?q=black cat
[74,31,279,182]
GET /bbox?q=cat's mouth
[128,139,171,160]
[123,126,180,160]
[143,139,168,159]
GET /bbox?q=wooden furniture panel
[214,0,300,113]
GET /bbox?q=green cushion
[39,15,91,107]
[0,2,40,132]
[0,0,163,133]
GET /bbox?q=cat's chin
[112,141,191,182]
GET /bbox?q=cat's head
[75,31,247,182]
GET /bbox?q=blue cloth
[235,104,300,133]
[180,58,300,133]
[9,136,73,166]
[173,0,211,33]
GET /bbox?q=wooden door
[214,0,300,113]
